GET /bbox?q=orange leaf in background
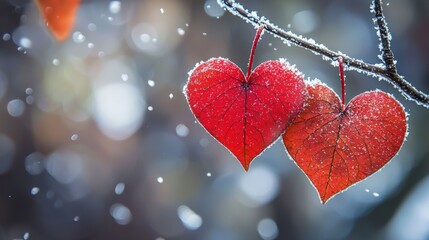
[36,0,80,41]
[283,82,407,203]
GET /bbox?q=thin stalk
[338,56,346,109]
[246,25,265,80]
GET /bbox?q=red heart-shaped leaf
[283,81,407,203]
[36,0,80,41]
[185,58,307,170]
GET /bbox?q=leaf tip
[242,163,250,172]
[319,197,329,204]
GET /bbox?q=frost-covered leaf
[184,58,306,170]
[283,82,407,203]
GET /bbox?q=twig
[372,0,396,72]
[217,0,429,108]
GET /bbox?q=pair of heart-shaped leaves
[184,58,407,203]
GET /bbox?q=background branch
[218,0,429,108]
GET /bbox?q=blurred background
[0,0,429,239]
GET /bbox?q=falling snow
[25,88,33,95]
[177,28,185,36]
[115,182,125,195]
[72,32,86,43]
[177,205,202,230]
[88,23,97,31]
[31,187,40,195]
[7,99,25,117]
[147,80,155,87]
[109,1,121,14]
[176,124,189,137]
[70,134,79,141]
[25,94,33,104]
[110,203,132,225]
[121,74,129,81]
[52,58,60,66]
[2,33,10,41]
[258,218,278,240]
[19,37,32,49]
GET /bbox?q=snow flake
[115,182,125,195]
[72,32,85,43]
[121,74,129,81]
[147,80,155,87]
[177,28,185,36]
[109,1,121,14]
[2,33,10,41]
[177,205,202,230]
[70,134,78,141]
[31,187,40,195]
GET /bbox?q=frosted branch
[371,0,396,72]
[218,0,429,108]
